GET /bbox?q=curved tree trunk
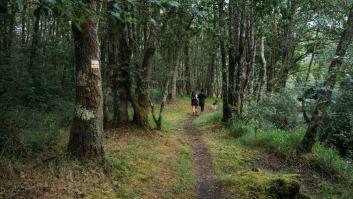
[132,44,156,129]
[68,0,104,159]
[299,5,353,153]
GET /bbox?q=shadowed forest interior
[1,0,353,198]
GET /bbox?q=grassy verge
[1,98,195,199]
[194,111,353,198]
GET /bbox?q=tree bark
[278,0,295,89]
[68,0,104,159]
[184,41,192,95]
[243,3,256,96]
[258,35,267,101]
[268,13,277,92]
[220,0,232,122]
[169,49,179,100]
[207,47,216,97]
[304,28,319,84]
[299,5,353,153]
[107,0,132,127]
[29,11,41,89]
[228,0,237,107]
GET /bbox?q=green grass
[170,144,194,196]
[192,111,222,125]
[196,110,353,198]
[312,144,353,183]
[204,127,306,199]
[239,126,304,154]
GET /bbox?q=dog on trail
[211,100,218,111]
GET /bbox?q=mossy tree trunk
[108,0,131,127]
[132,0,173,130]
[68,0,104,159]
[299,5,353,153]
[132,43,156,129]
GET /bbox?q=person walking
[198,89,206,113]
[191,91,199,116]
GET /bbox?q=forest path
[184,118,221,199]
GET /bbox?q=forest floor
[1,97,352,198]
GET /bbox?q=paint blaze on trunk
[68,1,104,158]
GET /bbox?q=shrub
[0,105,70,154]
[246,90,301,130]
[320,76,353,157]
[229,120,252,138]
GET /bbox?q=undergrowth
[195,110,353,198]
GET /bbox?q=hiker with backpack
[198,89,206,113]
[191,91,199,116]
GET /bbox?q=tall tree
[220,0,232,122]
[258,35,267,101]
[108,0,131,127]
[299,4,353,153]
[68,0,104,158]
[268,12,277,92]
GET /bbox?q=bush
[321,76,353,157]
[0,104,71,154]
[229,120,252,138]
[246,90,301,130]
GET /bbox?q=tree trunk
[278,0,295,90]
[244,6,256,97]
[304,28,319,84]
[169,49,179,100]
[132,46,155,129]
[268,13,277,92]
[220,0,232,122]
[29,12,41,89]
[151,80,170,130]
[68,0,104,159]
[109,0,131,127]
[184,41,192,95]
[234,1,247,114]
[258,35,267,101]
[228,0,237,107]
[132,2,161,129]
[299,5,353,153]
[207,46,216,97]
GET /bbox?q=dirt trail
[185,118,221,199]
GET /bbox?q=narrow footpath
[185,118,221,199]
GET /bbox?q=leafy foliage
[246,90,301,130]
[321,75,353,157]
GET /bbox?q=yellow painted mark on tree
[91,60,100,69]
